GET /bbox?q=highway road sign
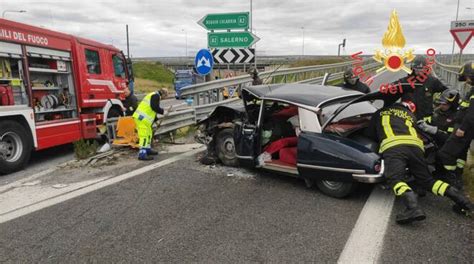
[450,20,474,50]
[208,32,260,48]
[194,49,213,75]
[198,12,249,30]
[212,48,255,64]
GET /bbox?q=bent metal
[350,48,436,94]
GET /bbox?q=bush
[73,139,99,160]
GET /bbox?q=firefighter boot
[445,186,473,216]
[396,191,426,225]
[445,171,463,190]
[146,148,159,156]
[454,167,465,190]
[138,149,154,161]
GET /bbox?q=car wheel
[216,128,238,167]
[316,180,355,198]
[0,120,32,175]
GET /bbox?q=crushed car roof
[243,83,364,108]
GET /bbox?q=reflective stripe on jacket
[377,105,424,153]
[133,92,159,124]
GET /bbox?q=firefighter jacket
[456,87,474,133]
[367,104,424,153]
[397,74,447,120]
[424,107,457,144]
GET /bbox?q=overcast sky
[1,0,473,57]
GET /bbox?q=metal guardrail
[434,55,472,99]
[180,59,375,106]
[108,59,378,140]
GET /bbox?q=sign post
[450,20,474,63]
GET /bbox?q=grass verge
[134,78,173,94]
[73,139,98,160]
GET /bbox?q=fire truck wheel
[107,107,123,119]
[0,120,32,175]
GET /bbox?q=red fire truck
[0,18,132,174]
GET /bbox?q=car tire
[316,180,355,198]
[216,128,238,167]
[0,120,32,175]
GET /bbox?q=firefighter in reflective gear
[340,68,371,94]
[367,101,472,224]
[417,89,460,146]
[438,61,474,187]
[132,90,166,160]
[395,56,448,120]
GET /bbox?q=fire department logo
[373,10,415,74]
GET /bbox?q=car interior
[258,100,300,169]
[320,100,382,153]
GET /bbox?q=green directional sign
[198,12,249,30]
[208,32,260,48]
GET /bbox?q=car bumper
[351,160,385,183]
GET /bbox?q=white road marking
[337,186,395,264]
[0,147,204,224]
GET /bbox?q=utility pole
[451,0,460,64]
[126,24,130,58]
[337,38,346,56]
[301,27,305,56]
[182,29,188,57]
[250,0,257,70]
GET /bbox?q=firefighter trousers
[437,132,472,172]
[382,145,449,196]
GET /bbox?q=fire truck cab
[0,18,131,174]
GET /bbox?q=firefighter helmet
[411,56,426,71]
[344,68,358,85]
[437,89,460,108]
[458,61,474,82]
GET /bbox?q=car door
[296,94,380,182]
[233,99,263,168]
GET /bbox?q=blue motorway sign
[194,49,214,76]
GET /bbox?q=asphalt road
[1,153,472,263]
[0,144,74,186]
[0,156,370,262]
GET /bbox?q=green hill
[133,61,174,83]
[132,61,174,93]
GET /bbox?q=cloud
[1,0,472,56]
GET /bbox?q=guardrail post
[194,94,199,106]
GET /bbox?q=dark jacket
[457,87,474,134]
[396,74,447,120]
[425,107,457,145]
[123,94,138,116]
[150,93,164,115]
[340,80,371,94]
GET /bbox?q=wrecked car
[196,83,387,198]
